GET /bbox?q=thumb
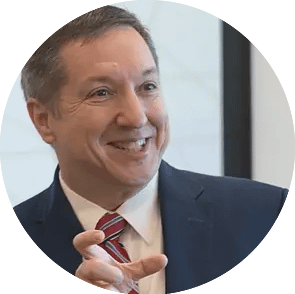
[123,254,168,280]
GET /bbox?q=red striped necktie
[95,212,139,294]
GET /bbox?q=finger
[76,272,121,292]
[73,230,111,262]
[123,254,168,280]
[75,258,124,285]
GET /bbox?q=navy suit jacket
[14,161,287,293]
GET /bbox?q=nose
[116,89,148,128]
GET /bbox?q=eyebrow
[142,67,158,77]
[84,67,159,84]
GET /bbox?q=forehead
[59,26,156,81]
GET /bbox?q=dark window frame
[222,22,252,179]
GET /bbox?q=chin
[110,161,160,188]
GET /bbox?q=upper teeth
[113,138,147,150]
[137,138,146,146]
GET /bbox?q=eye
[87,88,113,100]
[143,82,157,91]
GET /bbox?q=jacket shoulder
[186,166,285,193]
[161,161,287,214]
[13,187,52,225]
[186,168,285,190]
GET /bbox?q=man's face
[48,26,169,187]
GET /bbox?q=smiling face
[46,26,169,189]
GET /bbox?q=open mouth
[107,138,150,152]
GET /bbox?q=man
[14,5,287,294]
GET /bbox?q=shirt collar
[59,172,159,244]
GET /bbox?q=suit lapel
[34,167,85,274]
[158,161,214,293]
[34,163,214,289]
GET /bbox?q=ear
[27,98,56,144]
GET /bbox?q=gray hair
[21,5,159,115]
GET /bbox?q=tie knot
[95,212,127,242]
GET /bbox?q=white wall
[0,1,222,206]
[251,45,295,188]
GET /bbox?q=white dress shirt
[59,172,165,294]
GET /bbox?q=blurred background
[0,0,294,207]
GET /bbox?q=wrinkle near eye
[60,95,86,116]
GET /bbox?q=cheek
[73,106,114,132]
[51,115,101,147]
[146,100,170,152]
[148,99,169,129]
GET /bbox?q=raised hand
[73,230,168,293]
